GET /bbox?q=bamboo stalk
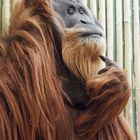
[106,0,114,59]
[98,0,106,60]
[116,0,123,68]
[123,0,133,126]
[133,0,140,139]
[98,0,106,38]
[2,0,10,34]
[90,0,97,18]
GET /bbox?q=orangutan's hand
[98,55,118,74]
[80,56,131,137]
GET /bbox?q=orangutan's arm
[75,56,133,140]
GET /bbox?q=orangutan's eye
[79,7,85,14]
[67,6,75,15]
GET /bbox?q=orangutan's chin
[62,27,106,80]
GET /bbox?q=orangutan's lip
[81,32,103,38]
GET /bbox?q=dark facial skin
[53,0,98,26]
[53,0,103,37]
[52,0,104,110]
[53,0,93,26]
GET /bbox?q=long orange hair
[0,0,71,139]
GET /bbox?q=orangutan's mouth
[81,31,103,38]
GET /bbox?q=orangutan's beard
[62,27,106,80]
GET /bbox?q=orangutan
[0,0,135,140]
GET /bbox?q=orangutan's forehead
[58,0,84,5]
[68,0,83,3]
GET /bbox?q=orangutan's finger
[99,55,118,67]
